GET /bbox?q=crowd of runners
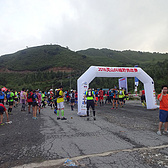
[1,84,168,137]
[0,86,146,125]
[0,86,74,124]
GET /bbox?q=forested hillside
[0,45,167,92]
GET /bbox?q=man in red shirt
[140,90,146,107]
[98,88,104,106]
[0,103,10,125]
[157,85,168,135]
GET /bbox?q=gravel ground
[1,100,168,168]
[0,105,45,168]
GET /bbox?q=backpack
[56,90,61,98]
[119,90,123,95]
[28,93,32,99]
[86,91,93,97]
[7,92,11,99]
[32,93,36,101]
[71,92,75,99]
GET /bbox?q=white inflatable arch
[77,66,157,115]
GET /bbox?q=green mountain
[0,45,91,71]
[0,45,168,92]
[77,48,168,68]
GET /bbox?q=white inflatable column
[144,82,157,109]
[136,68,157,109]
[77,66,96,115]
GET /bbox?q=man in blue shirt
[0,88,5,105]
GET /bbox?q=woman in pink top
[20,88,27,111]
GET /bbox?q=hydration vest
[86,91,94,100]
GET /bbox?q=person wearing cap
[84,88,96,120]
[57,86,67,120]
[49,89,54,109]
[70,89,75,111]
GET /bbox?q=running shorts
[159,110,168,122]
[9,102,13,106]
[119,98,124,101]
[57,102,64,109]
[71,99,75,103]
[0,106,5,114]
[99,96,103,100]
[28,102,33,106]
[32,102,38,107]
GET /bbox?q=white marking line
[13,144,168,168]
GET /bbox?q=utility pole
[70,72,71,90]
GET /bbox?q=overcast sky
[0,0,168,56]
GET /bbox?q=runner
[6,89,10,105]
[109,89,114,105]
[94,89,98,106]
[0,103,10,125]
[106,89,110,104]
[119,88,125,107]
[112,88,119,109]
[98,88,104,106]
[14,90,19,107]
[37,89,42,114]
[66,90,70,103]
[49,89,54,109]
[75,91,78,104]
[84,88,96,121]
[20,88,27,111]
[70,89,75,111]
[57,86,67,120]
[0,88,5,105]
[140,89,146,107]
[41,91,46,108]
[8,89,14,115]
[32,90,38,119]
[27,90,33,114]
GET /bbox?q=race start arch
[77,66,157,115]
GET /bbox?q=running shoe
[6,121,12,124]
[0,123,4,126]
[157,131,162,136]
[163,131,168,135]
[94,117,96,120]
[57,117,60,120]
[61,117,67,120]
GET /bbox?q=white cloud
[0,0,168,56]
